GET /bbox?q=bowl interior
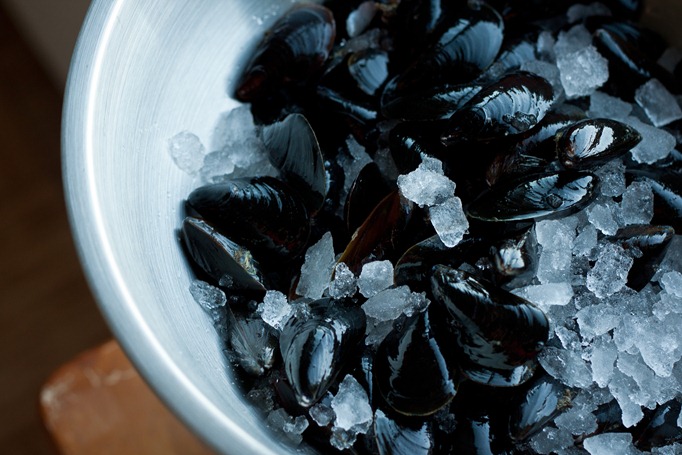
[62,1,314,453]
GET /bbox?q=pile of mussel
[180,0,682,453]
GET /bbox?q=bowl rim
[61,2,282,453]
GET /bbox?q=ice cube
[586,243,633,298]
[620,181,654,225]
[358,261,394,298]
[257,290,292,331]
[661,271,682,298]
[583,432,641,455]
[329,263,358,299]
[168,131,206,175]
[556,45,609,99]
[538,346,594,389]
[535,219,578,284]
[511,282,574,311]
[296,232,336,299]
[266,408,309,446]
[189,280,226,312]
[588,91,632,120]
[554,25,593,56]
[329,375,373,450]
[635,79,682,127]
[586,200,620,236]
[624,116,676,164]
[429,197,469,248]
[397,157,456,207]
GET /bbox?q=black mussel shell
[477,33,537,85]
[261,113,327,214]
[344,162,393,234]
[394,235,488,293]
[348,48,391,97]
[181,217,267,294]
[442,71,555,145]
[226,306,279,376]
[375,311,458,416]
[373,409,435,455]
[430,266,549,371]
[467,170,599,222]
[186,176,310,261]
[381,82,482,121]
[235,4,336,101]
[632,397,682,450]
[279,298,366,407]
[338,190,415,274]
[386,1,504,96]
[458,360,537,387]
[509,373,576,442]
[556,118,641,169]
[315,85,379,125]
[611,224,676,291]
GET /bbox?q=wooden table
[40,340,216,455]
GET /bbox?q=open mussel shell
[225,306,279,377]
[234,3,336,101]
[467,170,599,222]
[181,217,266,295]
[186,176,310,261]
[556,118,642,169]
[374,311,458,417]
[373,409,435,455]
[338,190,415,274]
[441,71,555,145]
[430,266,549,372]
[261,113,327,214]
[344,162,392,234]
[279,298,366,407]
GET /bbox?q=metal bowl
[62,1,682,454]
[62,1,314,453]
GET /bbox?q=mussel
[235,3,336,101]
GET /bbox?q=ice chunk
[586,200,619,235]
[330,375,373,450]
[429,197,469,248]
[577,299,622,340]
[536,31,556,60]
[661,271,682,297]
[535,219,578,284]
[651,444,682,455]
[556,45,609,99]
[329,263,358,299]
[309,393,334,427]
[296,232,336,299]
[573,223,598,257]
[586,335,618,387]
[257,290,292,331]
[631,314,682,377]
[246,383,275,413]
[266,408,309,445]
[620,181,654,225]
[362,287,429,345]
[189,280,226,312]
[554,25,593,56]
[397,157,456,207]
[358,261,394,298]
[566,2,612,23]
[511,283,574,311]
[588,91,632,120]
[583,433,641,455]
[168,131,206,175]
[586,243,633,298]
[658,47,682,73]
[529,426,575,454]
[595,159,626,197]
[554,402,598,436]
[211,104,258,150]
[635,79,682,127]
[624,116,676,164]
[538,346,593,389]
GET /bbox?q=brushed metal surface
[62,1,313,454]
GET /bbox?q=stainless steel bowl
[62,1,315,453]
[62,0,682,454]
